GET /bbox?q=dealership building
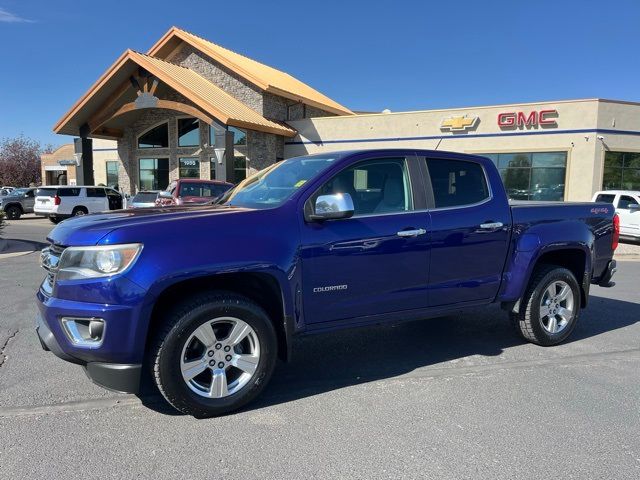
[54,27,640,201]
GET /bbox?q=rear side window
[618,195,639,209]
[426,159,489,208]
[87,188,106,197]
[595,194,616,203]
[36,188,57,197]
[57,188,81,197]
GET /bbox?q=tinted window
[139,158,169,190]
[178,183,226,198]
[178,118,200,147]
[618,195,639,209]
[316,158,412,216]
[36,188,57,197]
[427,159,489,208]
[595,194,616,203]
[603,151,640,190]
[179,157,200,178]
[138,123,169,149]
[86,188,106,197]
[57,188,81,197]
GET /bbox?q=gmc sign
[498,109,558,129]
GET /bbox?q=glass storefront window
[139,158,169,190]
[178,118,200,147]
[603,151,640,190]
[229,126,246,146]
[210,158,216,180]
[105,161,119,187]
[234,156,247,183]
[487,151,567,201]
[179,157,200,178]
[138,123,169,148]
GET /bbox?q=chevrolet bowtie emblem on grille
[440,115,479,132]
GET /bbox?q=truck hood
[47,205,252,246]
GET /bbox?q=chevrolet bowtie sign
[440,115,479,132]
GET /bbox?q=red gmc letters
[497,109,558,129]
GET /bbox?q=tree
[0,135,43,187]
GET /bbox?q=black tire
[510,265,581,346]
[151,291,278,418]
[49,217,61,224]
[5,205,21,220]
[72,207,88,216]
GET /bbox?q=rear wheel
[5,206,21,220]
[510,265,581,346]
[151,292,277,417]
[72,207,88,216]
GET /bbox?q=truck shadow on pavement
[141,294,638,416]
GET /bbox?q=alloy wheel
[539,280,574,334]
[180,317,260,398]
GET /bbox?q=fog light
[61,317,105,347]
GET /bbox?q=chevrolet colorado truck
[36,149,618,417]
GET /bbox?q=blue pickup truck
[36,149,618,417]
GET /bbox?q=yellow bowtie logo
[440,116,478,132]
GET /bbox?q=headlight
[57,244,143,281]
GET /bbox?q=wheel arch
[144,272,292,363]
[4,202,24,213]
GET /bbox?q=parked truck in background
[35,149,618,417]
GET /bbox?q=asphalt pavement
[0,216,638,479]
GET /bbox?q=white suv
[592,190,640,240]
[35,186,123,224]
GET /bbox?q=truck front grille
[40,243,66,294]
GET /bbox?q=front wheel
[510,265,581,346]
[151,292,277,417]
[5,206,21,220]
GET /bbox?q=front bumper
[36,313,142,394]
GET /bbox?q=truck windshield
[218,155,339,209]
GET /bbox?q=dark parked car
[36,149,618,417]
[0,187,36,219]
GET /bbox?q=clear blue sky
[1,0,639,147]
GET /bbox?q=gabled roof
[148,27,353,116]
[54,50,296,138]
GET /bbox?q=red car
[156,179,233,206]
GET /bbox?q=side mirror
[310,193,355,221]
[158,191,172,200]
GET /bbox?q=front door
[300,156,431,325]
[616,194,640,237]
[422,156,511,306]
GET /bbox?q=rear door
[300,154,431,324]
[86,188,109,212]
[616,194,640,237]
[422,156,511,306]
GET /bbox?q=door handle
[397,228,427,237]
[479,222,504,230]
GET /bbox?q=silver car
[128,190,160,208]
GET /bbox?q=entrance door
[423,157,511,306]
[300,156,431,325]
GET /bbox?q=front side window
[139,158,169,190]
[486,151,567,201]
[179,157,200,178]
[427,159,489,208]
[618,195,639,209]
[603,151,640,190]
[138,123,169,149]
[178,118,200,147]
[218,154,340,209]
[314,158,413,216]
[106,161,119,187]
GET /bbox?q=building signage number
[497,109,558,129]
